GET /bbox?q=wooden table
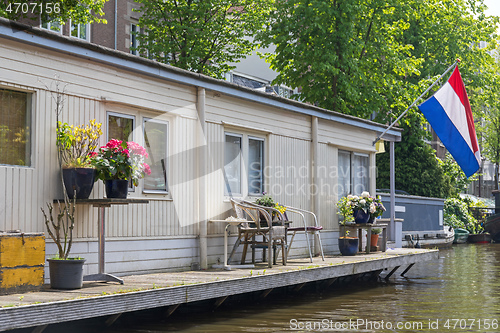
[55,198,149,284]
[341,223,388,254]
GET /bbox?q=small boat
[403,226,454,248]
[484,214,500,243]
[453,228,469,244]
[467,233,492,243]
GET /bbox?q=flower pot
[370,233,379,247]
[62,168,96,199]
[105,179,129,199]
[338,237,359,256]
[47,258,86,289]
[353,209,370,224]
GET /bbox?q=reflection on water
[55,244,500,332]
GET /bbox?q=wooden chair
[229,198,287,267]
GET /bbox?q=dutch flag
[418,67,480,178]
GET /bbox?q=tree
[259,0,499,197]
[134,0,274,78]
[0,0,108,24]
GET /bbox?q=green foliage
[376,135,452,198]
[444,198,482,234]
[134,0,274,78]
[0,0,108,24]
[439,153,477,198]
[336,196,354,225]
[255,193,275,207]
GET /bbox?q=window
[70,22,89,41]
[130,24,139,55]
[108,113,134,142]
[107,112,135,189]
[143,118,168,193]
[224,132,265,197]
[338,150,369,197]
[224,134,242,195]
[0,89,32,166]
[40,15,62,33]
[248,137,264,195]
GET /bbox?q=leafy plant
[57,119,102,168]
[255,192,275,207]
[444,198,482,234]
[337,196,354,225]
[40,77,78,260]
[92,139,151,186]
[372,228,382,235]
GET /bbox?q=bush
[444,198,482,234]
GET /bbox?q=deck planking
[0,248,438,331]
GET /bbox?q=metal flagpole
[373,59,460,145]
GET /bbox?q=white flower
[347,194,353,200]
[370,203,376,213]
[347,201,353,206]
[361,191,370,198]
[353,195,359,200]
[359,199,366,205]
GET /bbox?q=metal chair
[285,205,325,262]
[229,198,287,267]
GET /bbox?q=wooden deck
[0,248,438,332]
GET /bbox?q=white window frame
[247,136,265,196]
[130,23,139,55]
[142,117,169,194]
[107,112,136,191]
[224,131,266,198]
[70,21,90,41]
[338,150,370,197]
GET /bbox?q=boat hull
[467,233,492,244]
[484,214,500,243]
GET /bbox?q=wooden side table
[341,223,388,254]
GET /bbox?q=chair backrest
[230,198,274,232]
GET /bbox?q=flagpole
[373,59,460,145]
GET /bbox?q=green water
[44,244,500,332]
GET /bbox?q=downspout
[114,0,117,50]
[390,141,396,245]
[311,116,320,255]
[197,87,208,269]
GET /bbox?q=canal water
[49,244,500,332]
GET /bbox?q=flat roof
[0,18,402,142]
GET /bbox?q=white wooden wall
[1,35,384,274]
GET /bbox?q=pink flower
[127,141,148,157]
[122,149,130,157]
[88,152,97,158]
[106,139,122,149]
[144,163,152,175]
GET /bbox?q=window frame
[0,87,33,168]
[247,136,265,196]
[69,21,90,41]
[142,117,169,194]
[338,150,370,197]
[223,130,266,198]
[107,112,136,191]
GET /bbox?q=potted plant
[337,197,358,255]
[370,228,382,248]
[92,139,151,198]
[345,192,386,224]
[41,81,87,289]
[57,119,102,199]
[255,192,287,222]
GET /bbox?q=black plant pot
[62,168,96,199]
[48,258,86,289]
[105,179,129,199]
[353,209,370,224]
[338,238,359,256]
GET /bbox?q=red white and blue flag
[418,67,480,178]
